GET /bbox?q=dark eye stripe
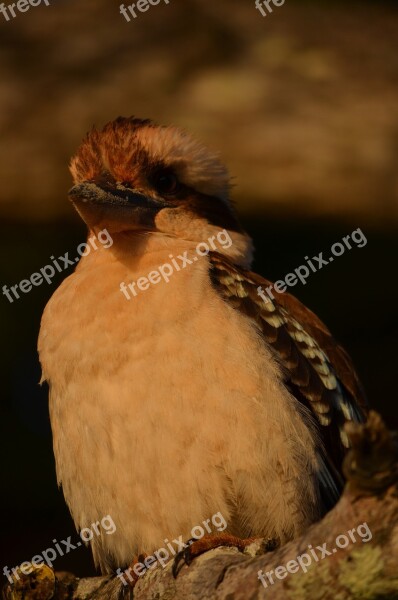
[152,169,180,195]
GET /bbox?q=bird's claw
[172,538,195,578]
[172,533,258,578]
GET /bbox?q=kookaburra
[38,117,367,577]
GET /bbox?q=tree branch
[3,411,398,600]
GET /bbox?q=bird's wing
[209,252,368,479]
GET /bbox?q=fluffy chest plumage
[38,241,321,572]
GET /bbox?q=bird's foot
[121,553,148,589]
[172,533,257,578]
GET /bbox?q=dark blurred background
[0,0,397,585]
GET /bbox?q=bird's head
[69,117,253,266]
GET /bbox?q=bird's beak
[68,182,167,233]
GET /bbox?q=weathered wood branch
[3,411,398,600]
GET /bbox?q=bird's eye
[153,170,180,195]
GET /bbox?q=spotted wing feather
[209,252,367,474]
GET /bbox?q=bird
[38,116,367,580]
